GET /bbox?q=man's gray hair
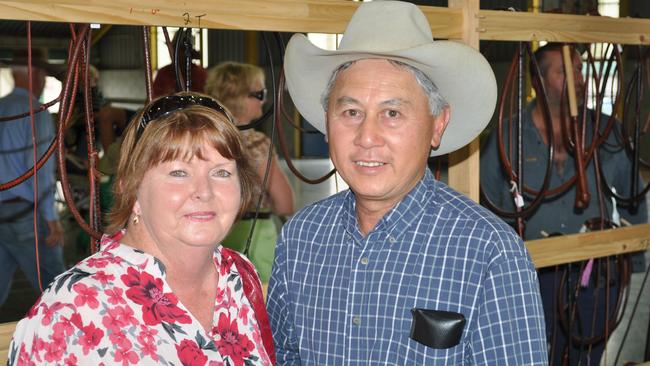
[320,59,449,117]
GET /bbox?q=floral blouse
[8,231,272,366]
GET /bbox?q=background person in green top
[205,61,295,282]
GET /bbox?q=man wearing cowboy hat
[0,48,66,306]
[267,1,547,364]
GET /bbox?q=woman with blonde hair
[8,92,275,365]
[205,62,294,283]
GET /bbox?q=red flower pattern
[175,339,208,366]
[121,267,191,326]
[78,322,104,355]
[113,346,139,366]
[8,234,270,365]
[85,257,110,269]
[238,305,250,326]
[215,313,255,366]
[40,302,67,326]
[17,344,36,366]
[93,271,115,285]
[52,317,75,341]
[105,287,126,305]
[42,341,65,363]
[138,337,159,361]
[64,354,78,366]
[73,283,99,309]
[108,330,133,351]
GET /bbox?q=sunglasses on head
[136,94,232,140]
[248,88,267,102]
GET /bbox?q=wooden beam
[0,0,462,38]
[526,223,650,268]
[2,1,649,45]
[2,1,648,45]
[447,0,480,202]
[0,321,17,365]
[478,9,650,45]
[244,30,258,65]
[448,141,480,201]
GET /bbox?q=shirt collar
[343,169,437,240]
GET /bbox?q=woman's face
[237,76,265,124]
[134,144,241,250]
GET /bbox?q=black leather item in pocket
[410,308,466,349]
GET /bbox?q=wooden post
[527,223,650,268]
[244,30,258,65]
[149,26,157,71]
[448,0,481,202]
[0,321,18,365]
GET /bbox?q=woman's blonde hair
[204,62,264,119]
[105,92,258,234]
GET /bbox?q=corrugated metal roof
[0,20,74,61]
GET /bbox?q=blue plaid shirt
[0,88,58,221]
[268,170,547,365]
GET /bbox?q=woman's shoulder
[31,251,125,312]
[25,240,140,316]
[9,245,145,361]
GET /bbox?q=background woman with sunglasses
[8,93,275,366]
[205,62,294,283]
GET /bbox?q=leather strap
[240,211,272,220]
[221,247,276,365]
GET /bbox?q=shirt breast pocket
[409,308,466,349]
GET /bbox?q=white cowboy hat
[284,0,497,156]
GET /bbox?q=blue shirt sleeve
[470,235,548,364]
[13,108,58,221]
[0,89,58,221]
[33,110,58,221]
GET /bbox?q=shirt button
[352,316,361,325]
[388,236,397,244]
[360,257,369,265]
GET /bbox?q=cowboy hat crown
[338,1,433,52]
[2,48,63,77]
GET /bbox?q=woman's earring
[132,214,140,225]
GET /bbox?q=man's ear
[431,107,450,148]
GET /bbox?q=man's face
[326,59,449,209]
[13,66,47,97]
[541,50,584,108]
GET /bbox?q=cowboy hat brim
[2,58,66,80]
[284,34,497,157]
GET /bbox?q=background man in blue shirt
[267,1,548,364]
[0,49,66,306]
[481,44,647,365]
